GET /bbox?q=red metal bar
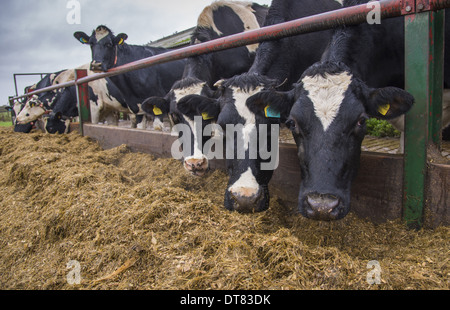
[75,69,89,136]
[10,0,450,102]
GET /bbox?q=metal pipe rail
[9,0,450,101]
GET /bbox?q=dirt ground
[0,127,448,290]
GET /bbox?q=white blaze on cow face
[231,86,262,151]
[173,82,207,163]
[173,82,206,102]
[229,167,259,198]
[95,27,110,42]
[302,72,352,131]
[182,116,203,159]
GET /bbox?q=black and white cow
[45,79,128,134]
[164,0,343,213]
[45,66,129,134]
[11,85,36,133]
[74,25,187,130]
[243,0,450,220]
[15,70,68,125]
[141,1,269,175]
[16,64,129,133]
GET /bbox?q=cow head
[7,102,32,133]
[248,61,414,220]
[213,73,291,213]
[16,95,48,124]
[142,77,220,176]
[16,77,64,124]
[74,25,128,72]
[45,112,71,134]
[11,86,36,132]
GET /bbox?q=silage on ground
[0,127,448,290]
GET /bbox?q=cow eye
[169,113,180,125]
[285,119,296,131]
[357,115,368,127]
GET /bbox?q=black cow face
[74,26,128,72]
[45,112,70,134]
[248,62,414,221]
[142,77,221,176]
[214,73,290,213]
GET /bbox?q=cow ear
[114,33,128,46]
[246,89,296,121]
[142,97,169,116]
[53,112,63,120]
[74,32,90,44]
[177,94,220,120]
[364,87,414,119]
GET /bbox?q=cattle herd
[8,0,450,221]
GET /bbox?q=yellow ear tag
[153,106,163,116]
[264,105,280,118]
[202,112,214,120]
[378,103,390,116]
[118,38,124,45]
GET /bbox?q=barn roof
[147,27,195,49]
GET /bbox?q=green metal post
[75,69,90,136]
[403,9,445,229]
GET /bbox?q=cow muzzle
[90,61,105,72]
[303,193,343,221]
[184,156,209,177]
[227,185,269,213]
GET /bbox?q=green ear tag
[202,112,214,120]
[378,103,390,116]
[153,106,163,116]
[264,105,280,118]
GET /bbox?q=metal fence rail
[9,0,449,101]
[8,0,450,228]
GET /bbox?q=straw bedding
[0,127,448,290]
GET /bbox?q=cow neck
[321,27,362,79]
[182,54,214,87]
[52,86,78,117]
[113,43,134,67]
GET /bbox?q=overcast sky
[0,0,272,105]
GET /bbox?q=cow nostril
[305,193,340,219]
[26,113,30,117]
[307,195,339,211]
[184,157,209,176]
[229,187,264,213]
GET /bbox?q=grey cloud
[1,0,272,103]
